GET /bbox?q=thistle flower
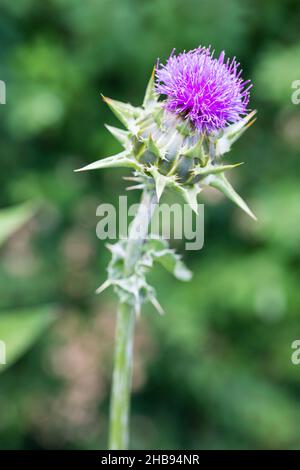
[156,46,251,134]
[76,46,256,220]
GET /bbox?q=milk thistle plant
[76,46,256,450]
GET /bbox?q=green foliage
[0,307,55,373]
[255,43,300,107]
[0,202,37,247]
[0,203,55,375]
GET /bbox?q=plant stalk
[108,188,157,450]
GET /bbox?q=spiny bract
[76,49,256,220]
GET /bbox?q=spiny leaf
[176,120,192,137]
[105,125,130,148]
[193,162,243,178]
[216,110,257,155]
[153,107,164,127]
[143,238,192,282]
[113,275,155,317]
[102,95,140,128]
[226,110,257,137]
[147,133,163,159]
[182,135,205,159]
[143,66,157,107]
[74,152,143,172]
[126,184,145,191]
[207,174,257,220]
[154,251,192,282]
[149,166,171,201]
[183,186,202,214]
[174,184,202,214]
[154,174,167,202]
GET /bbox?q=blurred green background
[1,0,300,450]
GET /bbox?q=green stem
[108,188,157,450]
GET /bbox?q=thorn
[101,93,110,105]
[105,124,129,147]
[126,184,145,191]
[245,117,257,129]
[148,133,163,159]
[149,295,165,315]
[143,65,158,107]
[208,174,257,221]
[95,279,111,294]
[123,176,144,182]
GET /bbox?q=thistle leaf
[155,251,192,282]
[105,125,130,148]
[143,238,192,282]
[216,111,257,155]
[74,152,143,172]
[225,110,257,138]
[149,166,170,201]
[207,174,257,220]
[102,95,140,128]
[126,184,145,191]
[174,185,202,214]
[143,66,157,107]
[182,135,205,159]
[154,174,167,201]
[194,162,243,178]
[147,133,163,159]
[153,107,164,127]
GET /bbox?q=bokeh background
[1,0,300,450]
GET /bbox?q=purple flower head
[156,46,252,134]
